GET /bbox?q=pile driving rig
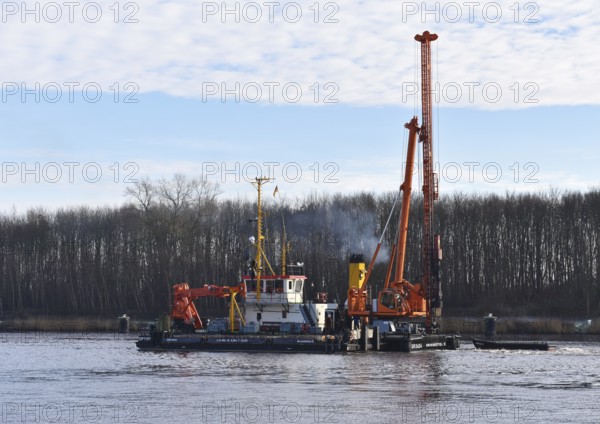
[346,31,459,352]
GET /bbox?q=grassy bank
[0,317,145,333]
[1,315,598,335]
[441,316,600,336]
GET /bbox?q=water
[1,332,600,423]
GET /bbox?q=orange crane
[347,31,442,334]
[170,283,246,332]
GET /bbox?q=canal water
[1,332,599,423]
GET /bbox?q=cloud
[1,0,599,109]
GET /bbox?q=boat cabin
[243,262,306,304]
[244,275,305,304]
[240,266,338,333]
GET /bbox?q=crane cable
[378,191,400,245]
[401,114,407,187]
[414,39,418,117]
[414,36,423,209]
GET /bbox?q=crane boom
[170,283,246,331]
[394,116,420,285]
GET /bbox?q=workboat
[136,265,344,353]
[472,338,550,351]
[471,314,550,351]
[136,178,344,353]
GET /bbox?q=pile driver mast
[415,30,442,332]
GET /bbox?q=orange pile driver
[347,31,442,334]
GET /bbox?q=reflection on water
[1,333,599,423]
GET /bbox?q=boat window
[288,280,292,290]
[266,280,274,293]
[294,279,303,293]
[275,279,284,293]
[246,280,257,292]
[257,313,261,321]
[380,291,395,309]
[282,311,287,319]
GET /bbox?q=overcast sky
[1,0,599,212]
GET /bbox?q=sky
[1,0,599,213]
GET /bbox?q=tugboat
[136,178,344,353]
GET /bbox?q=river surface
[1,332,599,423]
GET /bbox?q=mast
[280,211,288,276]
[415,31,441,333]
[253,177,269,301]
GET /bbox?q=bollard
[118,314,130,333]
[483,313,497,339]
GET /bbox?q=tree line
[1,176,598,318]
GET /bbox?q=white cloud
[1,0,599,109]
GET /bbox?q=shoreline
[1,315,598,335]
[0,317,146,333]
[440,316,600,336]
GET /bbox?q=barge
[137,331,342,353]
[472,338,550,351]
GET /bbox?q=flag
[273,186,279,197]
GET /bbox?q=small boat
[472,338,550,351]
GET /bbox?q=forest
[1,175,599,319]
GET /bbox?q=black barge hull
[472,338,550,351]
[345,326,461,352]
[381,334,461,352]
[137,332,342,353]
